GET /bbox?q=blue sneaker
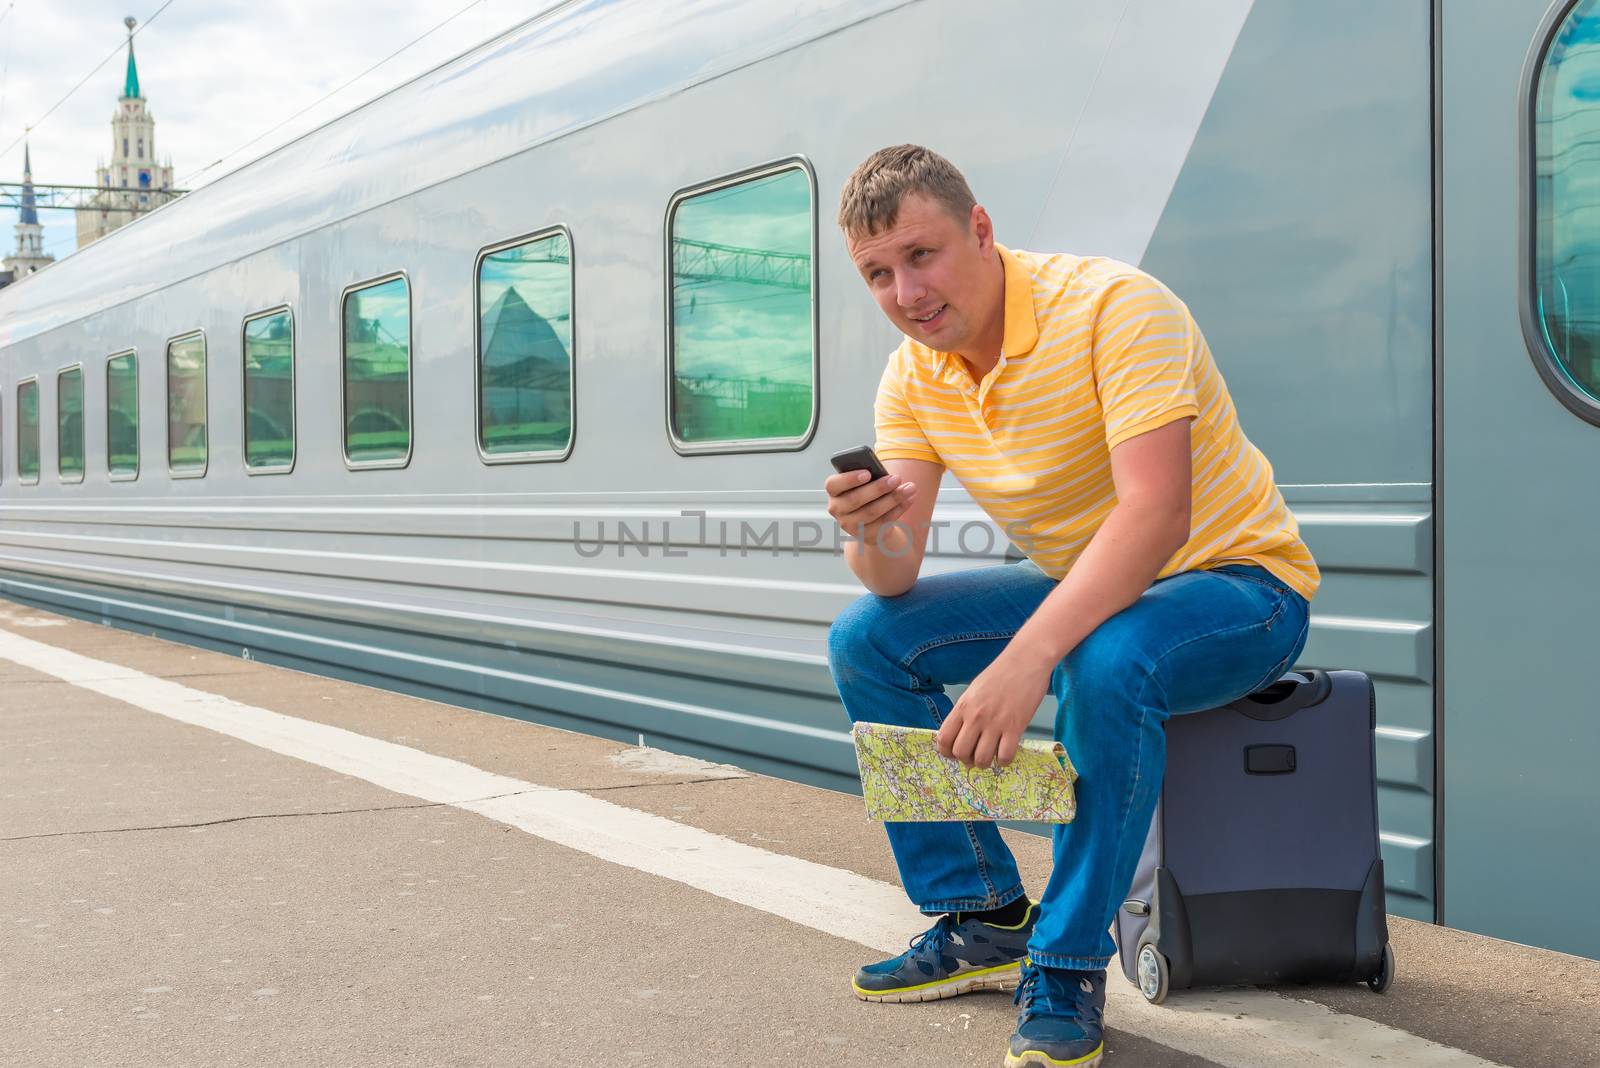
[1005,961,1106,1067]
[852,902,1037,1003]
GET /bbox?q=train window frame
[106,349,140,482]
[662,156,820,456]
[241,304,297,476]
[1521,0,1600,426]
[473,226,577,466]
[16,375,39,486]
[56,363,86,484]
[339,271,414,471]
[165,329,209,479]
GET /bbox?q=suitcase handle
[1228,669,1333,721]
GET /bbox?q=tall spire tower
[2,135,55,282]
[76,16,178,250]
[19,142,39,228]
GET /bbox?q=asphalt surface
[2,601,1596,1067]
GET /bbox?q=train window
[1529,0,1600,423]
[57,366,85,482]
[166,331,208,477]
[17,377,39,484]
[475,229,574,462]
[106,351,139,480]
[341,274,411,468]
[243,307,295,473]
[666,160,818,452]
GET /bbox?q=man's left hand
[936,649,1055,769]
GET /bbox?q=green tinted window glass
[669,167,814,445]
[107,352,139,477]
[17,380,39,482]
[1535,1,1600,405]
[167,333,207,473]
[58,367,84,480]
[478,233,573,457]
[244,310,295,469]
[343,276,411,464]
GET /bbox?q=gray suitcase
[1113,668,1396,1002]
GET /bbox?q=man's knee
[1061,623,1162,721]
[827,592,894,679]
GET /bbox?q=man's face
[846,192,996,353]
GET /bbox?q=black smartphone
[829,444,890,481]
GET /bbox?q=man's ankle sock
[955,896,1031,928]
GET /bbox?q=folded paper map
[852,721,1078,823]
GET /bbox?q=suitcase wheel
[1136,943,1170,1004]
[1367,942,1396,994]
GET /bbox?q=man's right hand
[825,468,917,545]
[826,456,943,597]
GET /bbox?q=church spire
[18,139,38,227]
[121,17,141,100]
[5,129,51,277]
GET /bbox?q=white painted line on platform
[0,627,1507,1068]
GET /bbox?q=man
[824,145,1318,1068]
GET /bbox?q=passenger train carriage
[2,0,1597,960]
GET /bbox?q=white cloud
[0,0,561,261]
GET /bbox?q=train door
[1441,0,1600,958]
[1137,1,1437,924]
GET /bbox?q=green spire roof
[123,37,141,99]
[19,142,38,226]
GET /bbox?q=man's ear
[970,204,994,252]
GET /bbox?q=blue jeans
[827,558,1310,970]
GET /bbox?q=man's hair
[836,145,977,239]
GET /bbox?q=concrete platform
[1,600,1596,1067]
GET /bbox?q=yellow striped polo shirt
[873,245,1320,601]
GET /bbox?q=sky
[0,0,565,263]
